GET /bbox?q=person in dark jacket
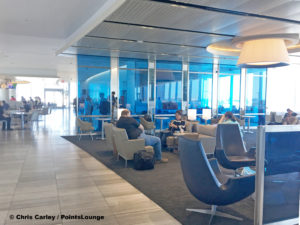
[0,101,12,130]
[116,109,168,163]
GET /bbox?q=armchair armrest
[127,139,145,150]
[222,174,255,195]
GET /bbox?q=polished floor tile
[0,109,180,225]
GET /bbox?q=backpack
[133,150,155,170]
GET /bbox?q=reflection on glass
[119,58,148,115]
[77,55,111,129]
[119,70,148,115]
[156,73,182,114]
[246,68,267,125]
[189,62,213,114]
[263,131,300,224]
[218,64,241,114]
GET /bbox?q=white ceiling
[0,0,114,79]
[65,0,300,64]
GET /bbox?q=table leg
[21,114,24,129]
[248,118,250,132]
[101,121,104,140]
[160,120,163,131]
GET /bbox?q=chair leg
[90,132,93,141]
[186,205,242,225]
[78,132,82,141]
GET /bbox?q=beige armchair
[76,118,95,140]
[140,117,156,135]
[112,126,153,167]
[104,122,118,157]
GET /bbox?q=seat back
[112,126,129,150]
[178,136,222,204]
[104,122,113,146]
[140,117,155,130]
[216,123,247,156]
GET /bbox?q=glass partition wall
[77,55,111,129]
[218,64,241,114]
[119,58,148,115]
[189,62,213,114]
[77,54,272,127]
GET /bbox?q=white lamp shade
[237,38,289,68]
[187,109,197,121]
[117,108,126,120]
[202,109,211,120]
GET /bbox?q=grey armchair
[140,117,156,135]
[76,118,95,140]
[112,127,154,167]
[178,136,255,224]
[215,123,256,170]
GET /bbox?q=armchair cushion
[197,124,217,137]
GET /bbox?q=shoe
[156,158,168,163]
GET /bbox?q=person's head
[287,108,293,115]
[121,109,130,117]
[0,101,3,106]
[175,110,183,120]
[224,111,236,122]
[112,91,115,96]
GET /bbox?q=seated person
[116,109,168,163]
[167,110,186,151]
[218,111,239,124]
[283,108,299,125]
[169,110,186,133]
[0,101,12,130]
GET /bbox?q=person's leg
[2,121,6,130]
[139,133,162,160]
[6,117,11,130]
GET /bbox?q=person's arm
[139,124,144,132]
[218,114,225,124]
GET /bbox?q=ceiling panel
[63,0,300,63]
[88,22,229,47]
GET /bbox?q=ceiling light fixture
[207,33,300,68]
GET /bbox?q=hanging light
[236,38,289,68]
[206,33,300,68]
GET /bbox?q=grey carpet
[63,132,257,225]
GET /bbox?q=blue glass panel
[156,71,182,114]
[263,131,300,224]
[218,64,241,114]
[119,70,148,114]
[189,62,213,73]
[219,64,240,75]
[77,54,110,68]
[77,55,111,130]
[245,68,267,125]
[156,60,182,71]
[119,58,148,69]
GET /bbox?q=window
[156,60,182,114]
[189,63,213,113]
[119,58,148,114]
[218,64,241,114]
[77,55,111,120]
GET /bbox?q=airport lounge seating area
[2,1,300,225]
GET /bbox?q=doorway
[44,89,64,108]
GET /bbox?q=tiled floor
[0,109,180,225]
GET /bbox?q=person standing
[0,101,12,130]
